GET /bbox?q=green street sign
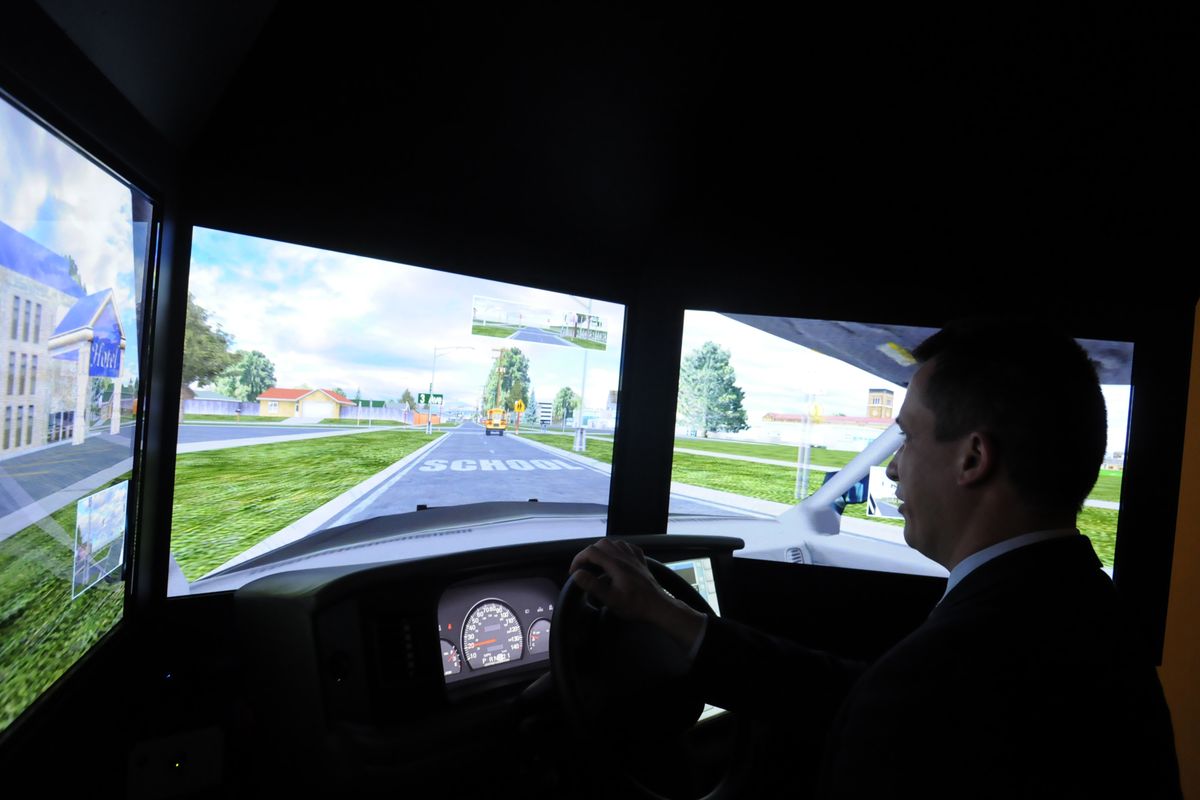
[418,393,444,404]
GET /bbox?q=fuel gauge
[527,618,551,656]
[440,639,462,676]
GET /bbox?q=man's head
[885,319,1107,566]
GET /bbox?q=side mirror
[823,471,868,514]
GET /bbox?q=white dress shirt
[939,527,1080,604]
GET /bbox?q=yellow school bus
[484,407,507,435]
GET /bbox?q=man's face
[885,361,964,566]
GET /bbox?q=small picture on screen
[71,481,128,598]
[472,295,608,350]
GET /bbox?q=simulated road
[505,327,578,347]
[177,423,336,443]
[324,422,727,527]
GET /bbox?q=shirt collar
[939,528,1079,604]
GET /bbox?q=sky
[681,311,910,422]
[682,311,1132,453]
[188,227,626,411]
[0,97,142,375]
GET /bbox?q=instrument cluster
[437,575,559,685]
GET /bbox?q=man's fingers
[572,569,611,603]
[569,539,606,574]
[571,541,622,577]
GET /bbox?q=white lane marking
[416,457,590,473]
[344,435,454,511]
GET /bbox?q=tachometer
[462,600,524,669]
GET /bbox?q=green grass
[671,450,1115,562]
[671,452,800,503]
[673,438,862,468]
[0,474,129,733]
[1077,507,1117,568]
[317,418,406,426]
[672,438,1118,503]
[1088,470,1123,503]
[561,336,607,350]
[183,414,284,423]
[170,431,441,580]
[472,323,518,337]
[519,433,614,464]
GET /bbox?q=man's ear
[957,431,996,487]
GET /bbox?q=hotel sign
[89,336,121,378]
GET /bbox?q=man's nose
[886,452,899,481]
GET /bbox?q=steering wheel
[551,557,757,800]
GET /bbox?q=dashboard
[233,535,743,796]
[436,557,724,686]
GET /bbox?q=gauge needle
[470,638,497,648]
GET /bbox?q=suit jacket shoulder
[819,535,1180,798]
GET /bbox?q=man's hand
[569,539,706,651]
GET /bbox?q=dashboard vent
[785,546,807,565]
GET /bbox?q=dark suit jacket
[692,535,1181,798]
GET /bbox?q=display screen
[668,312,1133,575]
[168,229,625,595]
[0,93,152,733]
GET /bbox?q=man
[571,320,1180,798]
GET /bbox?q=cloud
[188,228,625,406]
[0,97,141,362]
[681,311,908,422]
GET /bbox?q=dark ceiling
[18,3,1198,328]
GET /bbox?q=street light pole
[427,345,473,434]
[573,297,593,453]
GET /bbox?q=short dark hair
[912,318,1107,515]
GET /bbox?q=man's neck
[940,495,1075,571]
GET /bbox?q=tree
[400,389,416,410]
[182,294,235,390]
[481,348,532,411]
[67,255,87,293]
[553,386,578,422]
[677,341,749,437]
[217,350,277,401]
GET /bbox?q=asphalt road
[176,423,333,443]
[506,327,577,347]
[0,429,133,517]
[325,421,723,527]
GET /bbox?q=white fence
[183,399,259,416]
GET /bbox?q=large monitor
[0,92,155,734]
[667,311,1133,577]
[167,228,625,596]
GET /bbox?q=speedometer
[462,600,524,669]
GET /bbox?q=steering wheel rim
[551,556,755,800]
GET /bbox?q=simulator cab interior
[0,4,1195,798]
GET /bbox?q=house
[257,387,354,419]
